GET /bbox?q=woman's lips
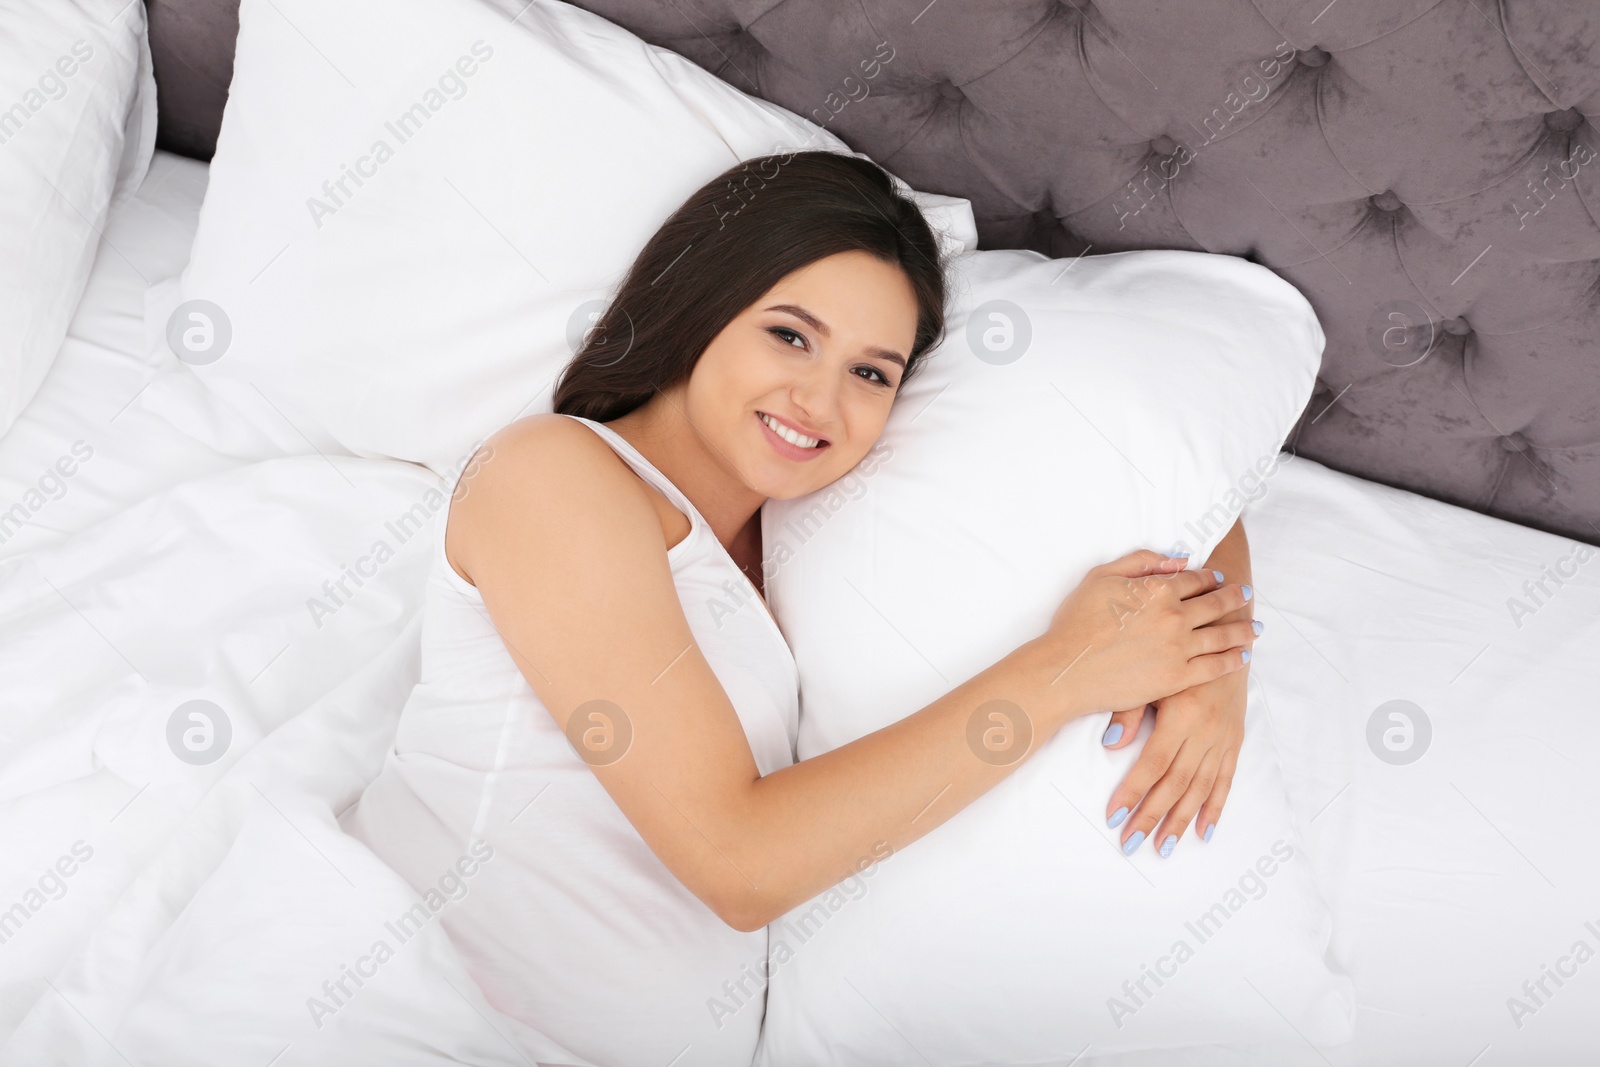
[757,411,829,462]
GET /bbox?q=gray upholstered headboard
[145,0,1600,545]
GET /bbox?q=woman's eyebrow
[765,303,907,368]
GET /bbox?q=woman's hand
[1037,549,1256,724]
[1100,666,1248,857]
[1101,517,1257,857]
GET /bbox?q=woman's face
[673,249,921,501]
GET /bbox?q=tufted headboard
[145,0,1600,545]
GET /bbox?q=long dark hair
[553,150,948,422]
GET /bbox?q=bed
[2,1,1598,1064]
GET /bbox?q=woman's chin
[757,472,826,502]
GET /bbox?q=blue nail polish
[1203,823,1215,842]
[1241,649,1251,664]
[1251,619,1264,635]
[1102,722,1124,746]
[1165,548,1191,559]
[1159,834,1178,858]
[1241,584,1254,601]
[1108,806,1129,828]
[1212,570,1224,582]
[1122,830,1146,856]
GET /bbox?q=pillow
[0,0,157,439]
[140,0,977,472]
[753,248,1357,1063]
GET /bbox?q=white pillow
[753,248,1357,1062]
[0,0,156,439]
[141,0,976,472]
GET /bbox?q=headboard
[145,0,1600,545]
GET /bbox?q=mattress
[1,152,1596,1066]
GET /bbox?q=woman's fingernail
[1122,830,1146,856]
[1241,584,1254,601]
[1159,834,1178,858]
[1212,570,1224,582]
[1204,823,1216,842]
[1102,722,1124,746]
[1241,649,1251,664]
[1108,806,1129,828]
[1251,619,1264,635]
[1165,548,1191,558]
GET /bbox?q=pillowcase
[754,247,1356,1062]
[0,0,157,439]
[140,0,977,473]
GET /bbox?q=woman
[343,151,1258,1066]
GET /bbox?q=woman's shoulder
[465,413,634,491]
[444,413,673,587]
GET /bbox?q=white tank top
[343,414,800,1067]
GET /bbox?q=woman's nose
[787,367,840,429]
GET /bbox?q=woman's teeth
[760,412,822,449]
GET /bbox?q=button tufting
[1150,134,1177,156]
[1499,432,1531,453]
[1369,190,1402,212]
[1442,316,1471,336]
[1544,108,1584,132]
[936,80,963,102]
[1297,46,1330,67]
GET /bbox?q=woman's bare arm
[452,416,1254,930]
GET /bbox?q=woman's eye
[855,365,894,387]
[770,326,806,349]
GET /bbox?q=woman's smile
[756,410,831,461]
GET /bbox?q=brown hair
[553,150,948,422]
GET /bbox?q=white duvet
[2,155,1598,1067]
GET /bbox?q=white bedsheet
[0,153,575,1065]
[1,154,1596,1066]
